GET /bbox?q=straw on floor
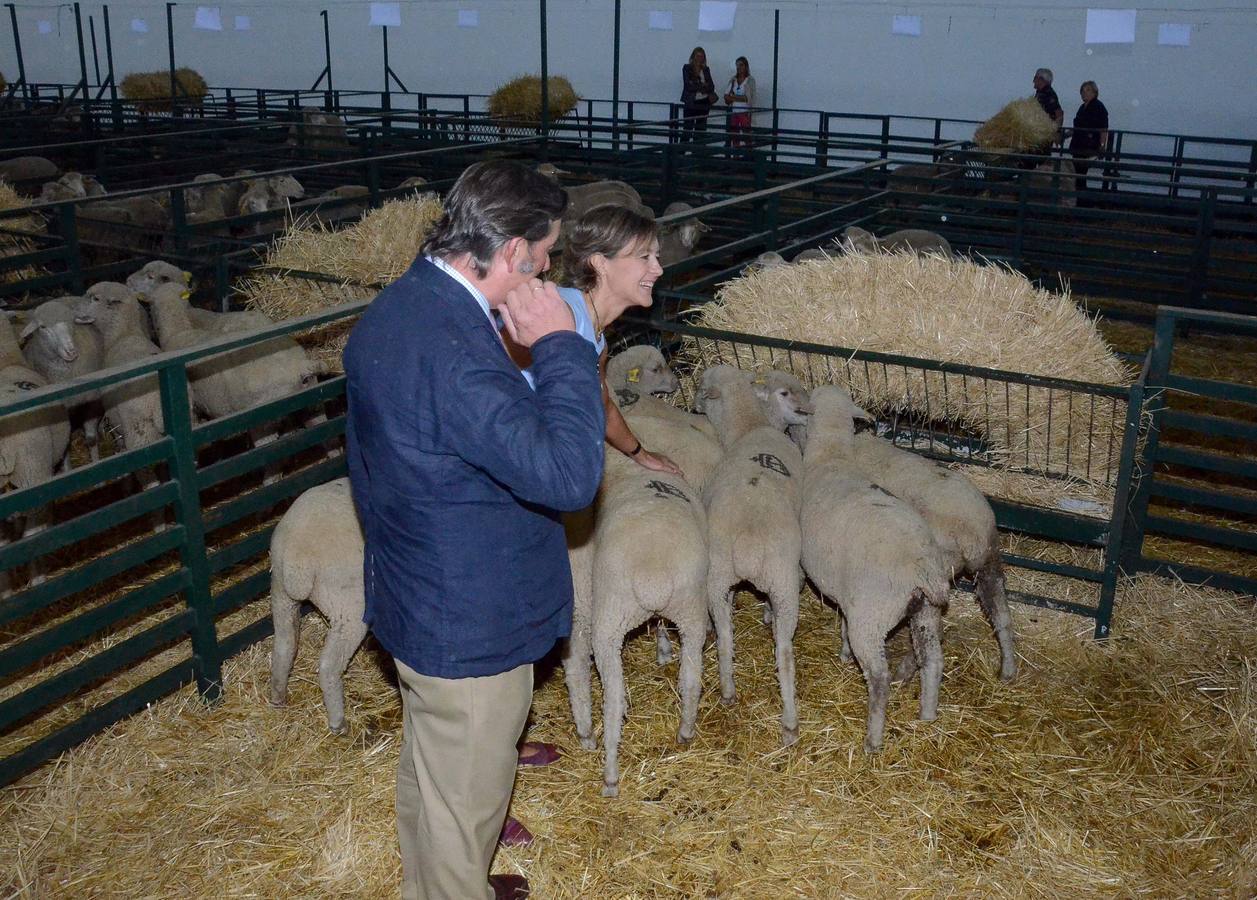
[238,193,444,370]
[0,180,45,283]
[1,569,1253,898]
[687,253,1133,485]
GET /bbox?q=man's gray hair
[1034,68,1054,84]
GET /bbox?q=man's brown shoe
[489,873,530,899]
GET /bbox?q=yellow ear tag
[182,272,193,283]
[752,375,766,385]
[627,367,641,384]
[180,291,191,300]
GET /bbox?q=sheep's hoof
[999,662,1018,682]
[328,721,349,736]
[781,725,800,747]
[601,782,619,798]
[720,693,736,708]
[676,728,695,745]
[578,735,597,752]
[863,737,882,754]
[919,710,938,723]
[268,695,288,708]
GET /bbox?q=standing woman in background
[1069,81,1110,192]
[680,46,716,145]
[723,56,756,149]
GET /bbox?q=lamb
[694,365,805,745]
[811,386,1018,681]
[842,225,953,258]
[125,261,272,333]
[236,174,306,217]
[140,282,328,481]
[793,246,834,264]
[605,346,722,493]
[39,172,101,203]
[742,250,787,273]
[658,201,711,268]
[17,297,105,461]
[0,156,60,192]
[286,110,350,152]
[800,384,952,752]
[0,313,72,584]
[396,175,428,192]
[563,449,708,797]
[268,477,367,735]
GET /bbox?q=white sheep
[17,297,105,461]
[742,250,787,273]
[813,386,1018,681]
[694,365,805,745]
[268,477,367,735]
[842,225,953,258]
[236,174,306,217]
[125,261,272,333]
[658,201,711,268]
[564,450,708,797]
[0,313,71,585]
[141,282,328,483]
[792,246,834,264]
[605,346,722,493]
[800,384,952,752]
[0,156,60,191]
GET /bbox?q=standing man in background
[1033,67,1065,143]
[343,160,606,900]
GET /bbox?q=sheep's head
[19,299,82,362]
[694,364,750,414]
[268,175,306,200]
[841,226,878,254]
[84,282,142,327]
[752,370,814,431]
[809,385,874,433]
[606,346,679,397]
[126,260,193,299]
[661,202,710,252]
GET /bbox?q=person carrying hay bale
[120,68,208,112]
[1032,68,1065,134]
[343,160,604,900]
[487,75,579,128]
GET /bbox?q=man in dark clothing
[344,160,605,900]
[1033,67,1064,143]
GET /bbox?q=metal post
[88,15,101,85]
[382,25,391,112]
[1187,188,1216,307]
[166,3,178,113]
[5,4,28,101]
[72,3,89,100]
[1098,371,1149,639]
[771,9,780,161]
[322,9,333,106]
[539,0,549,143]
[58,204,83,293]
[611,0,620,153]
[102,5,118,105]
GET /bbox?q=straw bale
[0,180,45,283]
[688,253,1134,483]
[974,97,1059,152]
[238,194,444,371]
[487,75,580,127]
[120,68,208,112]
[1,569,1253,897]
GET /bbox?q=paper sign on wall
[1157,23,1190,46]
[458,10,479,28]
[36,20,53,34]
[131,18,149,33]
[648,10,672,31]
[194,6,223,31]
[1085,9,1137,44]
[369,3,401,27]
[698,1,736,32]
[892,15,922,36]
[234,15,251,31]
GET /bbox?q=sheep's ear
[703,385,722,401]
[626,367,641,384]
[696,219,711,233]
[18,318,39,341]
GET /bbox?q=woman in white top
[723,56,755,149]
[511,205,682,476]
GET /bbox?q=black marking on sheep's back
[615,388,640,408]
[748,476,759,487]
[749,453,791,477]
[646,480,690,503]
[869,483,898,499]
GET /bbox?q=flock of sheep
[0,260,329,587]
[269,345,1018,797]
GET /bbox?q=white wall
[3,1,1253,141]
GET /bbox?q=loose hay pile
[0,179,45,283]
[689,253,1133,483]
[120,68,208,112]
[239,194,444,370]
[487,75,580,127]
[1,573,1253,896]
[974,97,1059,152]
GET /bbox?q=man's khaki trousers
[394,659,533,900]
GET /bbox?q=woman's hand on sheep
[633,447,683,477]
[500,279,575,348]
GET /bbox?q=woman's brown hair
[562,206,659,291]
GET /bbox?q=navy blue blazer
[343,257,605,678]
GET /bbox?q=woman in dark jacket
[1069,81,1110,191]
[680,46,716,145]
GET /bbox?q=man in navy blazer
[344,160,605,900]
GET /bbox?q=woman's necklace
[585,291,604,340]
